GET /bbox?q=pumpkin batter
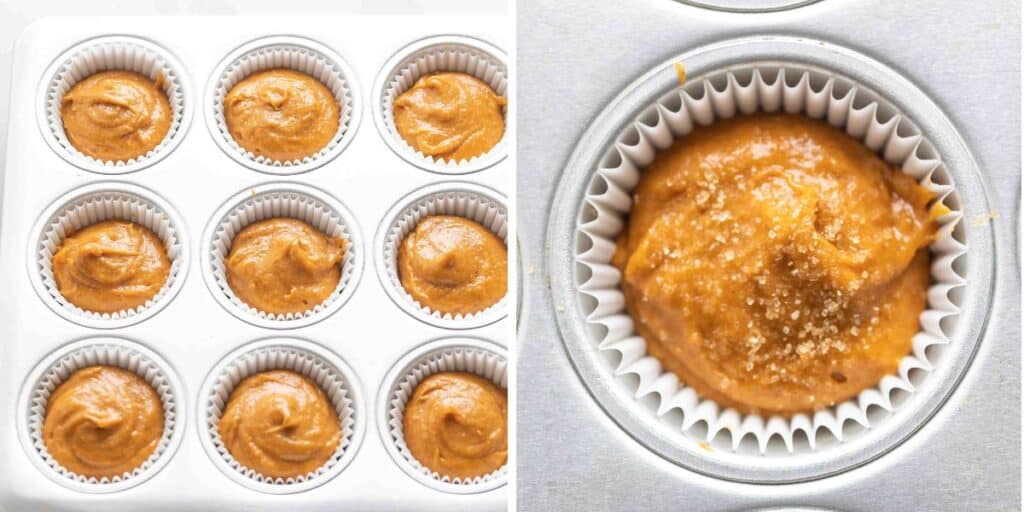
[397,215,506,316]
[217,370,341,479]
[43,366,164,478]
[224,68,339,162]
[612,113,939,416]
[60,70,172,162]
[225,218,346,315]
[52,220,171,313]
[403,372,507,479]
[393,72,506,162]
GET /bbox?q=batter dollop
[612,113,939,415]
[43,366,164,478]
[224,69,339,162]
[397,215,507,316]
[226,218,346,315]
[393,72,506,162]
[217,370,341,479]
[402,372,507,479]
[60,70,172,161]
[52,220,171,313]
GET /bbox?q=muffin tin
[517,0,1018,510]
[0,16,508,511]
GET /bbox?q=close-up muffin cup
[207,35,359,174]
[38,35,190,174]
[17,338,184,493]
[376,182,509,329]
[378,337,508,494]
[198,338,362,494]
[570,58,968,464]
[202,183,362,329]
[374,35,509,174]
[29,182,189,329]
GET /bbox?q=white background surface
[0,0,507,169]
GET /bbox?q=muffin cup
[377,337,508,494]
[376,182,508,329]
[374,35,508,174]
[39,35,190,174]
[198,338,362,494]
[574,64,966,456]
[18,338,184,493]
[207,35,359,175]
[202,183,362,329]
[28,182,189,329]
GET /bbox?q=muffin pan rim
[544,35,995,483]
[375,336,509,495]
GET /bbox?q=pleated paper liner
[376,35,508,174]
[379,337,508,494]
[31,183,189,329]
[208,35,358,174]
[574,64,966,456]
[378,182,508,329]
[199,339,361,494]
[204,184,361,329]
[40,35,190,174]
[21,338,183,493]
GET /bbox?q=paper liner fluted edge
[203,345,357,487]
[208,187,358,324]
[382,187,509,325]
[385,342,509,488]
[379,38,508,171]
[210,37,355,172]
[43,36,188,172]
[34,186,186,325]
[26,343,180,487]
[575,65,967,455]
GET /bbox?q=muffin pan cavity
[546,36,993,483]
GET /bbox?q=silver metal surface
[517,0,1020,509]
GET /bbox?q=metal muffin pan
[517,0,1018,509]
[0,16,509,512]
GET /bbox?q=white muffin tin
[0,16,509,511]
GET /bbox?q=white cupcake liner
[377,182,508,329]
[208,35,359,174]
[378,337,508,494]
[29,182,189,329]
[19,338,183,493]
[375,35,508,174]
[199,339,361,494]
[575,64,966,456]
[204,183,362,329]
[39,35,190,174]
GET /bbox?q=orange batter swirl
[60,70,172,162]
[393,72,506,162]
[403,372,507,479]
[52,220,171,313]
[397,215,507,316]
[217,370,341,479]
[224,69,339,162]
[43,366,164,478]
[225,218,346,315]
[612,113,939,416]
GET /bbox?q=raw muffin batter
[224,69,340,162]
[393,72,506,162]
[52,220,171,313]
[403,372,507,479]
[43,366,164,478]
[60,70,172,161]
[397,215,506,316]
[217,370,341,479]
[612,113,939,416]
[225,218,346,315]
